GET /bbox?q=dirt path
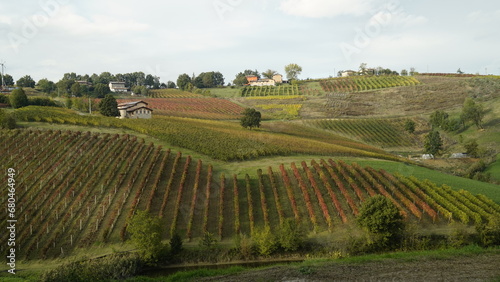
[201,253,500,281]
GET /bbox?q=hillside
[1,129,499,261]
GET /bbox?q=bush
[9,88,29,109]
[40,253,143,282]
[252,225,276,256]
[357,195,405,250]
[278,218,307,252]
[0,94,10,105]
[199,232,218,249]
[476,217,500,247]
[127,210,165,263]
[29,97,60,107]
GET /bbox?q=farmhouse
[117,101,153,119]
[109,81,128,93]
[247,74,284,86]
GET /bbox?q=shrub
[476,216,500,247]
[278,218,307,252]
[40,253,143,282]
[357,195,405,250]
[252,225,276,256]
[126,210,165,263]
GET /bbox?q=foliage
[464,139,479,157]
[127,210,165,263]
[278,218,307,251]
[37,78,56,93]
[40,253,143,282]
[262,69,278,79]
[2,73,14,86]
[16,75,36,88]
[461,98,485,129]
[1,112,16,129]
[29,97,60,107]
[423,131,442,155]
[0,94,9,105]
[476,216,500,247]
[252,225,276,256]
[233,69,260,86]
[357,195,404,249]
[9,88,29,108]
[177,73,192,90]
[170,232,183,255]
[93,83,111,98]
[98,94,119,117]
[240,108,261,129]
[284,63,303,80]
[404,119,416,134]
[199,232,218,249]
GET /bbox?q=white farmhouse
[109,81,128,93]
[117,101,153,119]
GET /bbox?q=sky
[0,0,499,84]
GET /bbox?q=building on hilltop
[117,101,153,119]
[109,81,128,93]
[246,74,284,86]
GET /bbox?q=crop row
[2,130,500,259]
[320,75,420,93]
[240,85,301,97]
[308,118,415,148]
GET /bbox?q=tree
[357,195,404,249]
[409,67,416,76]
[127,210,165,263]
[70,82,82,97]
[93,83,110,98]
[430,110,449,129]
[37,78,56,93]
[233,70,260,86]
[278,218,306,251]
[169,232,183,255]
[240,108,261,129]
[401,69,408,76]
[16,75,36,88]
[2,74,14,86]
[252,225,276,256]
[463,139,479,157]
[9,88,29,109]
[424,130,442,155]
[98,94,119,117]
[284,63,302,80]
[167,81,176,88]
[358,63,368,75]
[461,98,485,129]
[404,119,416,134]
[262,69,278,79]
[457,68,464,74]
[176,73,192,90]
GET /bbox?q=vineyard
[14,106,396,161]
[240,85,302,97]
[1,129,499,260]
[117,98,244,120]
[307,118,418,148]
[148,89,205,98]
[319,76,420,93]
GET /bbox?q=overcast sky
[1,0,499,84]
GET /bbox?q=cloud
[46,6,149,36]
[279,0,376,18]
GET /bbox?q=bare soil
[201,253,500,281]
